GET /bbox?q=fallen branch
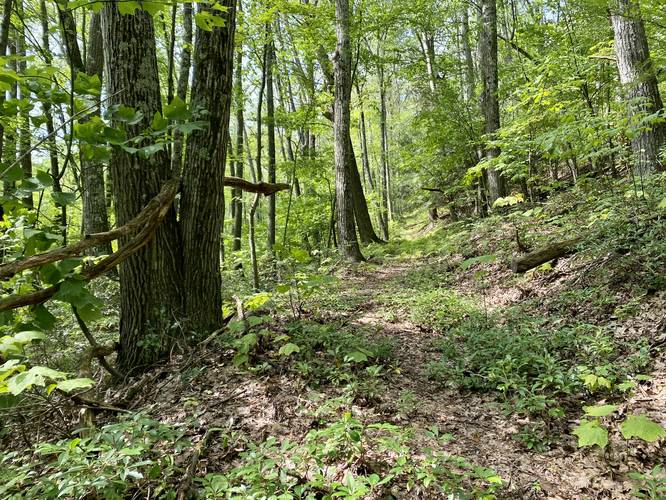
[223,176,290,196]
[510,237,582,273]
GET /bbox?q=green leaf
[572,419,608,448]
[195,10,227,31]
[583,404,618,417]
[345,351,368,363]
[13,331,45,344]
[620,414,666,442]
[163,96,190,121]
[657,197,666,209]
[151,112,168,131]
[57,378,95,393]
[279,343,300,356]
[51,191,77,206]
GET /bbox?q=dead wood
[510,237,582,273]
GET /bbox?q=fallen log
[510,237,582,273]
[223,176,290,196]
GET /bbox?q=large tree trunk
[102,3,184,373]
[479,0,505,205]
[180,0,236,334]
[170,2,193,175]
[334,0,363,262]
[610,0,665,176]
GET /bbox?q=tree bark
[170,2,193,175]
[610,0,665,175]
[180,0,236,334]
[334,0,363,262]
[102,3,185,373]
[479,0,506,205]
[0,0,14,221]
[82,12,111,255]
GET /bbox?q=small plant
[572,404,666,449]
[629,465,666,499]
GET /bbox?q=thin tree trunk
[232,10,244,253]
[39,0,66,237]
[0,0,14,219]
[334,0,363,262]
[171,2,193,176]
[378,64,390,239]
[16,3,32,209]
[180,0,236,333]
[266,32,276,251]
[82,12,111,254]
[479,0,505,205]
[611,0,665,175]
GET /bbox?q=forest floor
[123,182,666,499]
[5,179,666,499]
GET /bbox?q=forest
[0,0,665,497]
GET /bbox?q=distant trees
[610,0,665,175]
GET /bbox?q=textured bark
[318,44,382,245]
[334,0,363,262]
[611,0,665,175]
[82,12,111,255]
[180,0,236,333]
[479,0,505,205]
[266,35,276,251]
[102,3,184,373]
[170,2,192,175]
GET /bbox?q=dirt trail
[335,258,644,499]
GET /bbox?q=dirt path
[335,259,642,499]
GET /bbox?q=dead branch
[510,237,582,273]
[224,176,290,195]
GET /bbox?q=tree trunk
[461,6,475,103]
[378,65,390,240]
[82,12,112,254]
[334,0,363,262]
[101,3,184,373]
[479,0,505,205]
[180,0,236,334]
[266,33,276,252]
[232,12,244,253]
[610,0,665,176]
[39,0,66,238]
[0,0,13,221]
[170,2,192,175]
[16,4,32,209]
